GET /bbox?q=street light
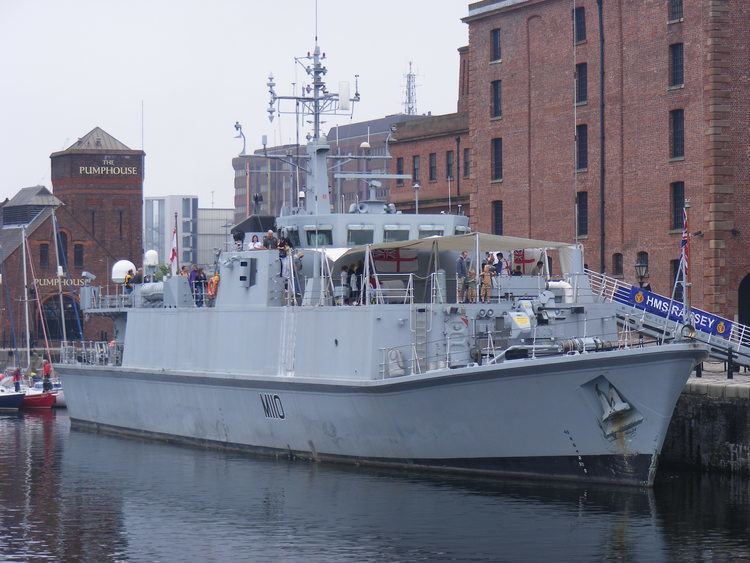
[413,182,420,215]
[635,261,649,288]
[234,122,246,156]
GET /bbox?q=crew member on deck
[42,360,52,392]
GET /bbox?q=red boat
[22,392,56,409]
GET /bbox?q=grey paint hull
[58,344,703,486]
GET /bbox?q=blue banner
[627,287,732,339]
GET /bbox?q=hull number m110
[260,393,285,420]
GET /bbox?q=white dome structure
[144,249,159,267]
[111,260,136,284]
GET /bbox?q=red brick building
[463,0,750,320]
[0,128,144,355]
[390,47,475,216]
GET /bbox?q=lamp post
[413,182,420,215]
[635,262,648,288]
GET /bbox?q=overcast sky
[0,1,468,208]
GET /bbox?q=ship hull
[58,344,705,487]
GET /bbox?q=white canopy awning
[337,232,574,260]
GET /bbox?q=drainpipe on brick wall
[597,0,606,273]
[455,136,461,198]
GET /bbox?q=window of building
[491,138,503,181]
[74,244,84,268]
[57,231,68,266]
[491,28,502,61]
[446,150,454,179]
[463,147,471,177]
[576,124,588,170]
[492,201,503,235]
[637,251,649,269]
[670,109,685,159]
[576,191,588,236]
[668,0,683,21]
[671,259,684,301]
[429,153,437,181]
[39,243,49,269]
[669,43,684,87]
[118,210,124,239]
[491,80,502,117]
[574,7,586,42]
[671,181,685,230]
[90,210,95,235]
[612,253,623,276]
[575,62,588,103]
[412,155,420,181]
[396,157,404,186]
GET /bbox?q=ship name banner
[627,287,732,339]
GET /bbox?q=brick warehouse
[0,128,144,354]
[390,46,474,216]
[462,0,750,321]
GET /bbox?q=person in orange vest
[42,359,53,392]
[12,367,21,393]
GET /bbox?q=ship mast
[266,36,360,215]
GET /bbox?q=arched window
[636,251,649,268]
[612,253,623,276]
[38,296,82,342]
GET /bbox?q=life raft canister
[207,275,220,298]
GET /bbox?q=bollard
[727,347,734,380]
[696,362,702,378]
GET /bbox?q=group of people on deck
[456,251,546,303]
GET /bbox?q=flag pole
[681,200,692,332]
[174,212,179,276]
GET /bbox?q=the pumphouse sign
[79,157,138,176]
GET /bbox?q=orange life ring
[207,276,219,298]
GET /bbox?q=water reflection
[0,412,748,561]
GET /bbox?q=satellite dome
[111,260,136,284]
[144,250,159,267]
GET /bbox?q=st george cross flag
[372,248,419,273]
[169,227,178,275]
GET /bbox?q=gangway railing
[587,269,750,367]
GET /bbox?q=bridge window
[384,227,410,242]
[419,227,445,239]
[347,225,374,245]
[306,229,333,246]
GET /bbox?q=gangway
[587,270,750,367]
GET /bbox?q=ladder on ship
[587,270,750,367]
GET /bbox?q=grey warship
[57,40,707,487]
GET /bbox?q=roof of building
[325,114,424,142]
[464,0,529,21]
[4,186,61,208]
[0,206,53,264]
[51,127,142,156]
[390,112,469,143]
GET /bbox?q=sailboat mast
[52,210,68,344]
[21,226,31,370]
